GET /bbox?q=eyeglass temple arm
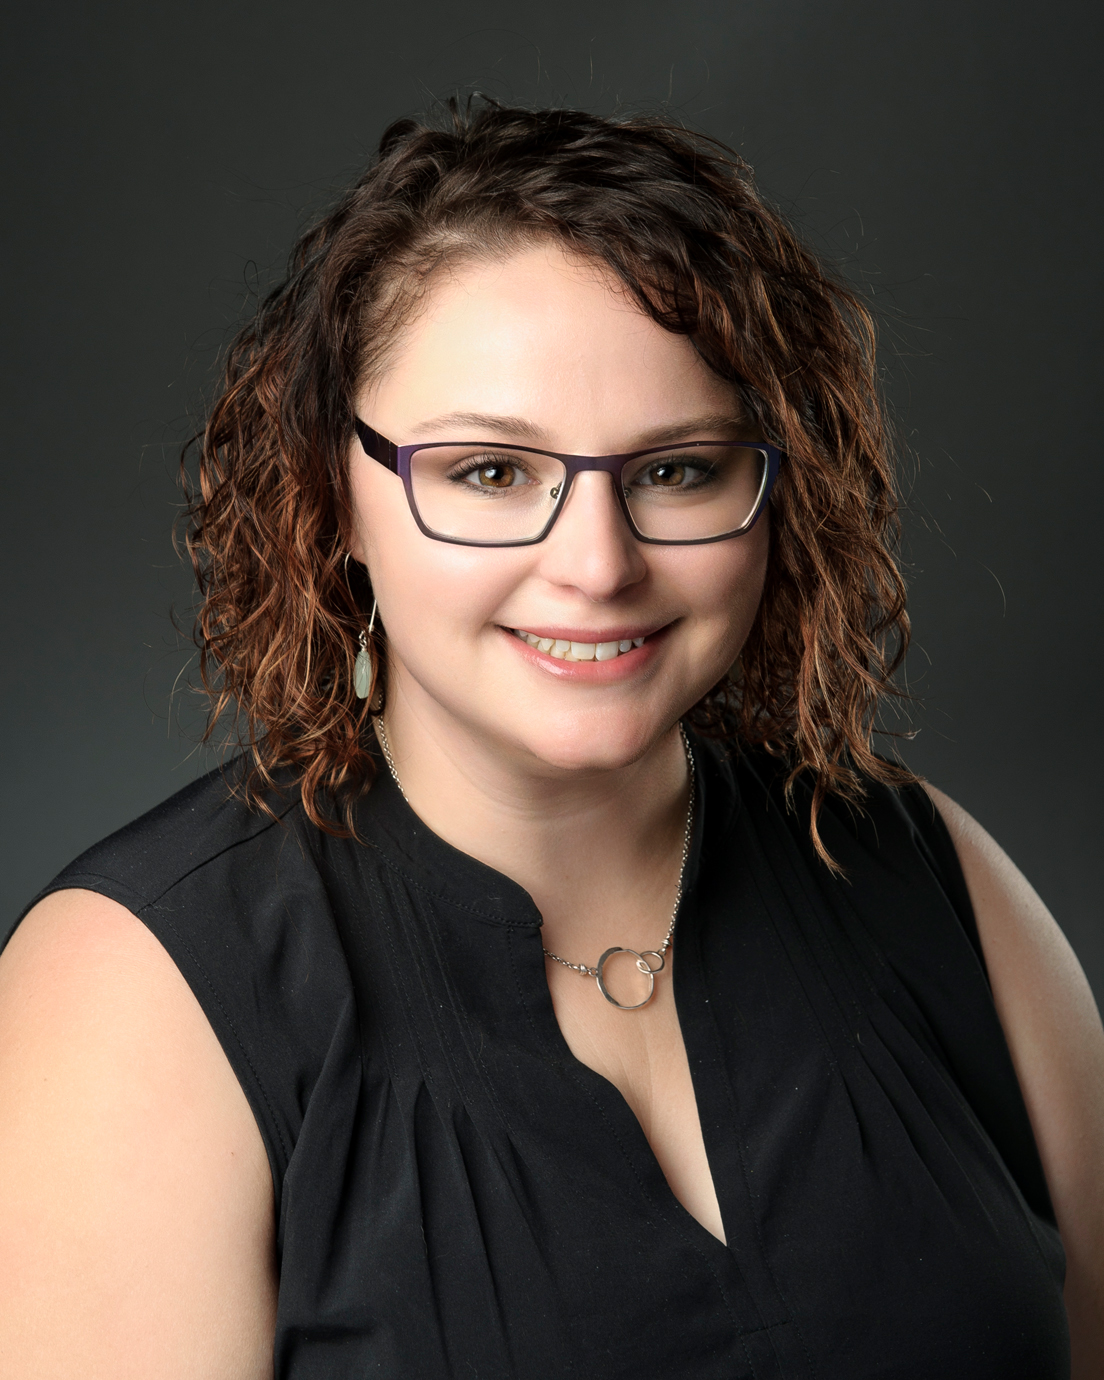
[354,418,400,473]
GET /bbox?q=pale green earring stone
[354,647,373,700]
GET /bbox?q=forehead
[363,241,738,448]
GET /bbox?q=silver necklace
[374,717,410,804]
[373,719,695,1012]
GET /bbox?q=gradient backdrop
[3,0,1101,1000]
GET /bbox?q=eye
[646,462,688,487]
[634,459,711,488]
[468,463,520,488]
[452,456,533,489]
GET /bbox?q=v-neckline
[531,932,733,1252]
[350,732,743,1259]
[522,747,735,1254]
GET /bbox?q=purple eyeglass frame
[354,418,782,548]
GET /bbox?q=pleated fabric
[18,735,1069,1378]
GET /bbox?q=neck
[377,681,692,960]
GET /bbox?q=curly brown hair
[184,98,914,864]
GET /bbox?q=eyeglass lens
[407,444,768,543]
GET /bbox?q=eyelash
[443,454,723,489]
[630,461,716,487]
[448,456,535,482]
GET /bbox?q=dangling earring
[354,599,378,701]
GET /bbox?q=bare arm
[0,889,277,1378]
[925,785,1104,1378]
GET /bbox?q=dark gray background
[3,0,1101,997]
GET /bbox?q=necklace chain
[372,718,695,1006]
[539,726,695,979]
[374,717,410,803]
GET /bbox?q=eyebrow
[407,411,749,449]
[631,415,749,448]
[410,412,547,442]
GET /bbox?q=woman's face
[349,241,769,774]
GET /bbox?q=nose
[536,470,647,600]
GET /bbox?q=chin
[508,709,677,775]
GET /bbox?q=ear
[341,548,373,605]
[346,529,370,566]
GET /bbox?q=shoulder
[0,887,277,1373]
[921,784,1104,1135]
[729,745,1080,1197]
[730,743,979,943]
[9,762,359,1194]
[924,785,1104,1371]
[0,891,269,1196]
[22,757,308,919]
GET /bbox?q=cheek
[674,515,770,643]
[381,548,519,641]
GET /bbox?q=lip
[500,621,671,680]
[502,622,667,644]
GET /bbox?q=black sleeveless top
[17,736,1069,1378]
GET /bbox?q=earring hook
[344,553,378,639]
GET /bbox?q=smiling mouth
[510,629,647,661]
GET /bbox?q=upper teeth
[512,630,645,661]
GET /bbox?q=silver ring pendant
[595,947,667,1011]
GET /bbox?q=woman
[1,101,1101,1378]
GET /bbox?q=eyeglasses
[355,419,782,548]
